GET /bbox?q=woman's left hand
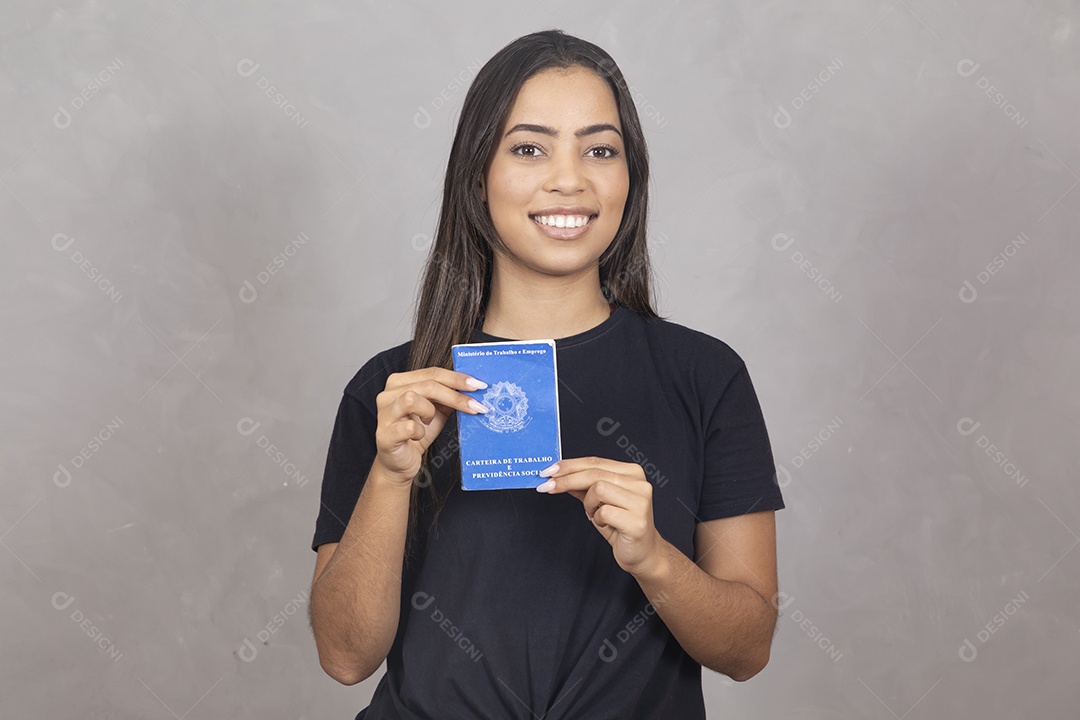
[536,457,661,576]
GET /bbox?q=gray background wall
[3,0,1077,717]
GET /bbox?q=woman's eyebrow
[504,122,622,139]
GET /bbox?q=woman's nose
[543,149,587,194]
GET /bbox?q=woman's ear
[478,178,487,205]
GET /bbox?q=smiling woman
[309,28,785,720]
[479,65,630,313]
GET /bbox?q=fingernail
[539,463,559,477]
[535,480,556,493]
[465,377,488,389]
[468,399,488,413]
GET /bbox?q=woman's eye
[510,143,620,159]
[511,143,541,157]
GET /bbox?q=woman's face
[481,65,629,280]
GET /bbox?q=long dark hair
[403,28,661,562]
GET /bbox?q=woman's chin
[500,241,615,274]
[504,261,596,283]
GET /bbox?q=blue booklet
[451,339,562,490]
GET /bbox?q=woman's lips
[529,214,597,240]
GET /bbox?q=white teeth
[531,214,592,228]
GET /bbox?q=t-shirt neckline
[470,305,628,348]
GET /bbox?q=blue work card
[450,339,562,490]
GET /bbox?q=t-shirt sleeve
[310,358,387,552]
[698,360,786,521]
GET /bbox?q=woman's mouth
[529,213,597,240]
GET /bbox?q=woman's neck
[481,266,612,341]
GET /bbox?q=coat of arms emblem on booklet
[451,339,562,490]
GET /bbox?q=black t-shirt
[312,305,785,720]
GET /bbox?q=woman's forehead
[505,68,621,134]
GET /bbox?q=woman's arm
[537,458,779,681]
[630,510,779,681]
[309,462,412,685]
[309,367,487,685]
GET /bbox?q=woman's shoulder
[619,309,754,401]
[631,309,746,368]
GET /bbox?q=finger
[591,505,617,544]
[540,456,624,478]
[591,501,652,541]
[380,379,489,419]
[385,367,488,393]
[416,378,492,417]
[539,456,648,488]
[588,502,632,537]
[379,416,426,445]
[389,390,439,426]
[540,466,651,496]
[583,482,643,519]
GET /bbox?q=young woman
[309,29,785,720]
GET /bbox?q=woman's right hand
[373,367,488,485]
